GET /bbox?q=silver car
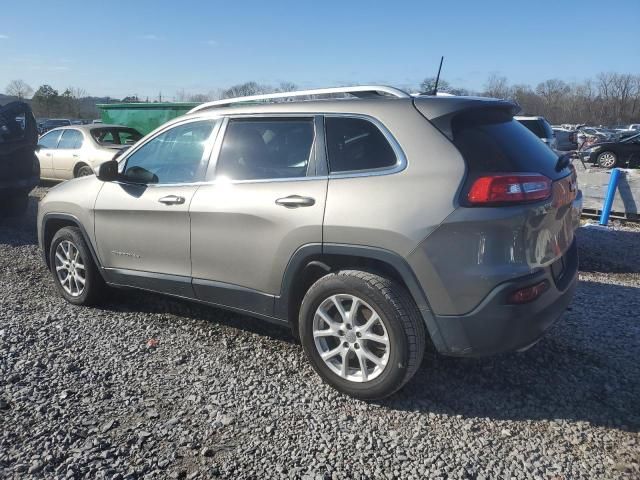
[37,86,582,399]
[36,125,142,180]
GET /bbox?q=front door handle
[275,195,315,208]
[158,195,185,205]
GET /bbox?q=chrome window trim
[323,114,407,178]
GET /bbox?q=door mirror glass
[96,159,119,182]
[124,165,158,184]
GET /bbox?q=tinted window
[452,109,566,180]
[123,120,216,184]
[57,129,83,149]
[92,127,142,146]
[38,130,62,149]
[216,118,314,181]
[325,117,396,173]
[517,119,548,138]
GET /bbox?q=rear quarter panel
[323,103,465,257]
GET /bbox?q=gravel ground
[1,187,639,480]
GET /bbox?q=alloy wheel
[598,152,616,168]
[54,240,86,297]
[312,294,390,382]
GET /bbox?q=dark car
[580,132,640,168]
[0,102,40,215]
[41,118,72,134]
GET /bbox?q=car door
[94,118,221,296]
[189,116,327,316]
[53,129,85,179]
[36,129,63,179]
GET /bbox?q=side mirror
[35,144,42,152]
[96,159,119,182]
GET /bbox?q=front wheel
[597,151,617,168]
[49,227,104,305]
[299,270,425,400]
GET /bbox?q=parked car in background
[41,119,72,134]
[552,128,578,151]
[580,132,640,168]
[38,86,582,399]
[0,102,40,215]
[37,125,142,180]
[515,115,557,151]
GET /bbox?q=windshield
[91,127,143,146]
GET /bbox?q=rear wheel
[76,165,94,177]
[597,151,617,168]
[299,270,425,400]
[49,227,104,305]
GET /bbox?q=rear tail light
[467,174,552,206]
[507,281,549,304]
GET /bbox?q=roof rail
[188,85,410,113]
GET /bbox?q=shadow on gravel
[99,288,297,344]
[384,279,640,432]
[577,226,640,274]
[0,195,39,247]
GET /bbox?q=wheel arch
[278,243,446,351]
[41,213,103,275]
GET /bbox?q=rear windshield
[452,109,566,180]
[517,119,552,139]
[91,127,142,146]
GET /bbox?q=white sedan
[37,124,142,180]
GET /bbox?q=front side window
[123,120,216,184]
[38,130,62,149]
[215,118,314,181]
[57,129,83,149]
[325,117,397,173]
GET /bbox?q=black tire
[76,165,94,177]
[596,151,617,169]
[2,192,29,217]
[49,227,105,305]
[299,270,425,400]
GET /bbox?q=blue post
[599,168,621,226]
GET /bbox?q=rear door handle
[275,195,315,208]
[72,154,79,158]
[158,195,185,205]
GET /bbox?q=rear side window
[452,109,565,180]
[57,130,83,149]
[325,117,397,173]
[216,118,314,181]
[38,130,62,149]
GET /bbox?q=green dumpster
[97,102,201,135]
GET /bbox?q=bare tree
[483,73,511,100]
[5,79,34,100]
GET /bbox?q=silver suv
[37,86,582,399]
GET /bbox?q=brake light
[507,281,549,304]
[467,174,552,205]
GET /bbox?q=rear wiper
[555,152,571,172]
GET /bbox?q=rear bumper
[431,238,578,357]
[0,175,39,195]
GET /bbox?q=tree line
[5,72,640,125]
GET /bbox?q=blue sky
[1,0,639,99]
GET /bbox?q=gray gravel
[1,187,639,479]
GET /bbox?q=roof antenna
[432,56,444,96]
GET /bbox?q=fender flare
[277,243,447,352]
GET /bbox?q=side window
[215,118,314,181]
[38,130,62,149]
[325,117,397,173]
[123,120,216,184]
[57,130,83,149]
